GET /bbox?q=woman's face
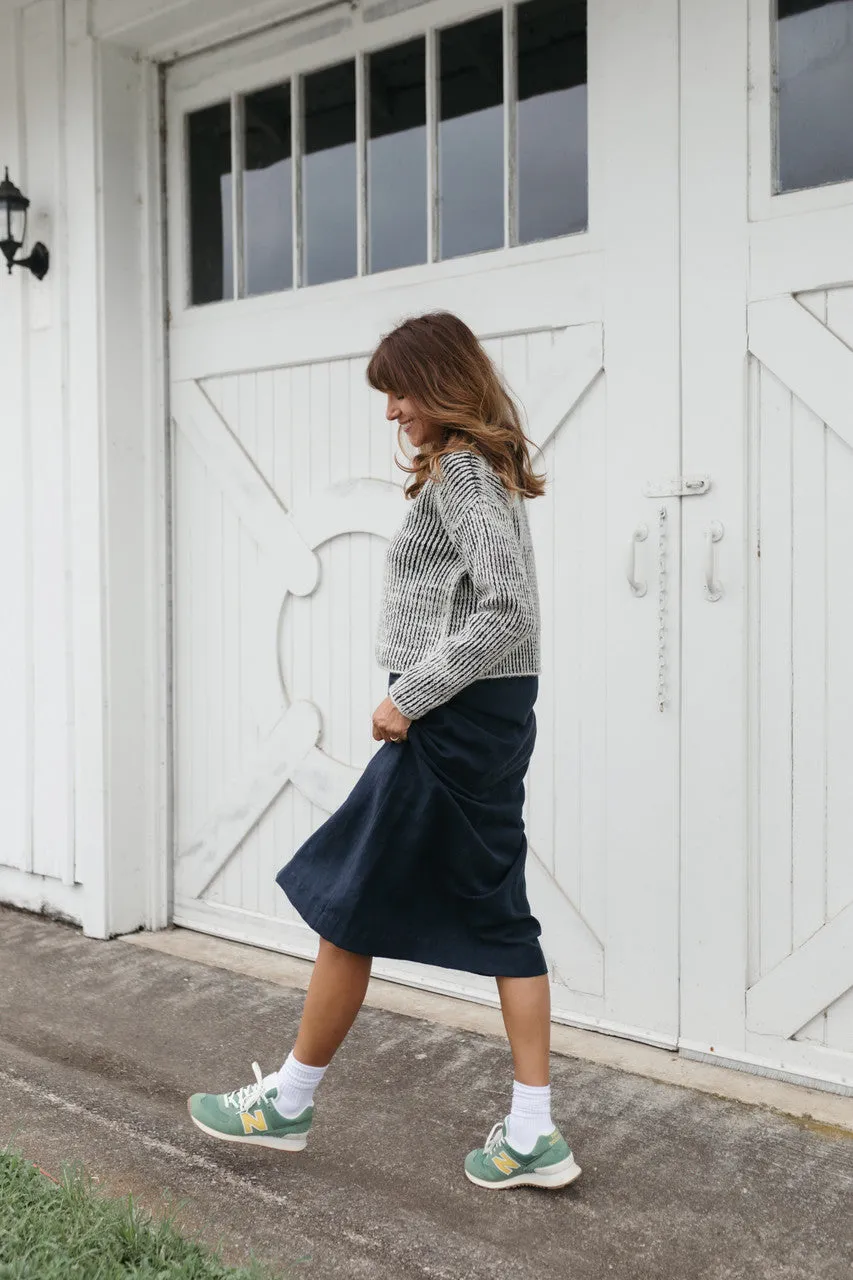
[385,392,443,450]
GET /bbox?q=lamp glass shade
[0,169,29,251]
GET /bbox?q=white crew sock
[268,1051,328,1119]
[504,1080,554,1154]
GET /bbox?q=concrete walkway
[1,907,850,1280]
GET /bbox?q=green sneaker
[465,1120,581,1190]
[188,1061,313,1152]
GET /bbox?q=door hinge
[643,475,711,498]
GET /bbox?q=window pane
[517,0,587,242]
[243,84,293,296]
[188,102,233,305]
[303,60,358,286]
[439,13,504,260]
[369,38,427,273]
[777,0,853,192]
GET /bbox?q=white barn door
[680,0,853,1090]
[166,0,684,1047]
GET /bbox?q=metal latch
[643,475,711,498]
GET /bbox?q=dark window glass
[517,0,587,242]
[368,38,427,273]
[243,83,293,296]
[777,0,853,192]
[188,102,233,305]
[439,13,504,260]
[302,60,358,285]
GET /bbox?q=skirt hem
[278,874,549,980]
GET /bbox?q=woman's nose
[385,397,398,421]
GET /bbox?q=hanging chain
[657,504,668,713]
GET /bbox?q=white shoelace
[224,1060,268,1111]
[483,1121,506,1154]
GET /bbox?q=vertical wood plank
[23,0,72,880]
[350,357,379,770]
[552,368,582,903]
[758,367,794,975]
[270,364,295,915]
[216,434,241,906]
[329,358,353,769]
[173,433,192,860]
[0,4,31,874]
[825,427,853,920]
[289,363,313,859]
[824,287,853,1056]
[790,397,827,950]
[578,378,607,940]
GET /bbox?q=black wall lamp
[0,168,49,280]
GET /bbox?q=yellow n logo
[240,1109,268,1135]
[492,1152,521,1175]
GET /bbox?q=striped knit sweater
[375,448,541,720]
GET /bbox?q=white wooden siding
[0,0,169,935]
[0,0,75,892]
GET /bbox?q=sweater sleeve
[387,453,537,721]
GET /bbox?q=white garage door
[164,0,685,1047]
[679,0,853,1091]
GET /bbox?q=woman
[188,312,582,1192]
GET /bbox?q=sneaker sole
[187,1101,309,1151]
[465,1154,582,1191]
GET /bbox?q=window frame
[170,0,589,309]
[750,0,853,221]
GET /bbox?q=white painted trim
[92,0,354,60]
[746,902,853,1040]
[0,866,83,923]
[749,206,853,300]
[139,59,171,932]
[65,20,109,938]
[164,0,501,97]
[62,11,172,939]
[681,1038,853,1097]
[169,250,603,382]
[748,0,853,223]
[748,296,853,450]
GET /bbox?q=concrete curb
[121,926,853,1137]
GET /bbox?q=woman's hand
[372,696,412,743]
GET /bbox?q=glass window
[368,38,428,273]
[517,0,587,242]
[243,83,293,296]
[439,12,504,260]
[302,60,358,286]
[188,102,233,305]
[777,0,853,192]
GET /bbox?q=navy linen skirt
[276,672,547,978]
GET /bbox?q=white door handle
[705,521,724,601]
[627,524,648,597]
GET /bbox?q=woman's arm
[386,454,537,721]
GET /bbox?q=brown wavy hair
[366,311,547,501]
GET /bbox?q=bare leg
[292,937,373,1068]
[496,974,551,1086]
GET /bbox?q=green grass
[0,1148,304,1279]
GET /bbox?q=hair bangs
[367,337,407,396]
